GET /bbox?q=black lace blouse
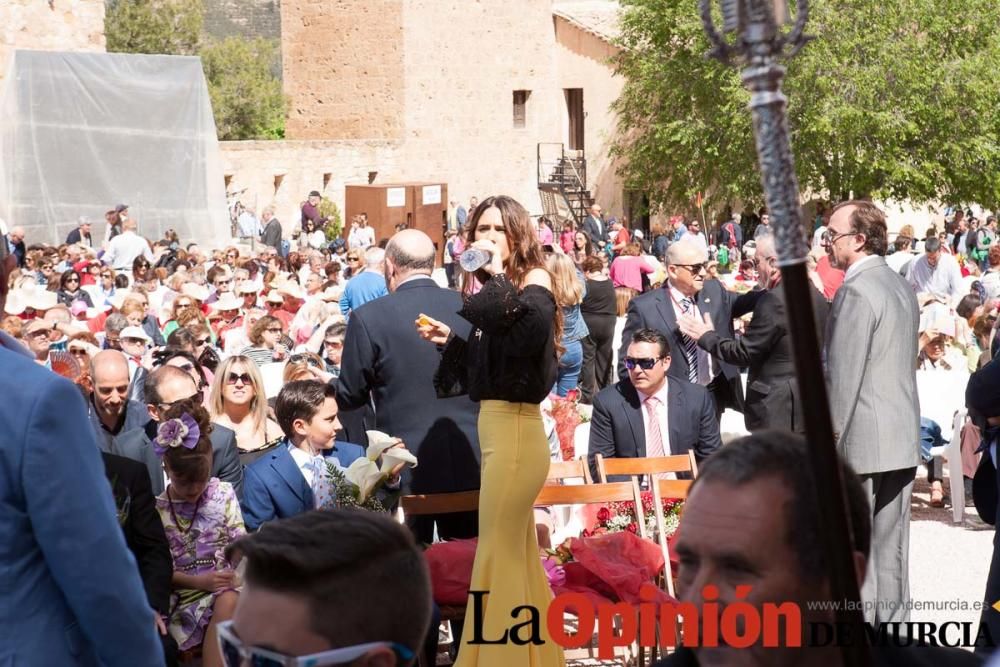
[435,273,558,404]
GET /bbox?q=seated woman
[240,315,289,367]
[208,356,282,466]
[56,269,94,308]
[155,402,245,667]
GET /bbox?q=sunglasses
[288,354,322,368]
[675,263,707,274]
[217,620,413,667]
[226,372,253,386]
[66,277,80,283]
[196,337,211,346]
[266,327,282,333]
[624,356,663,371]
[69,347,89,357]
[175,301,193,308]
[122,337,148,346]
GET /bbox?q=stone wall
[0,0,105,80]
[203,0,282,43]
[281,0,405,141]
[219,138,405,237]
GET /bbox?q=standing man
[618,237,758,419]
[824,200,920,624]
[0,336,165,666]
[6,224,26,267]
[905,236,963,299]
[237,204,262,241]
[300,190,328,232]
[339,246,388,316]
[583,203,605,247]
[679,235,828,433]
[337,229,481,543]
[105,218,153,272]
[260,205,283,254]
[754,210,773,239]
[66,216,94,248]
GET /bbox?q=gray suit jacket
[825,256,920,474]
[112,420,245,499]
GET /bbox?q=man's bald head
[91,349,130,383]
[666,237,709,266]
[385,230,436,290]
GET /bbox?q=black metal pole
[700,1,871,664]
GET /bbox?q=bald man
[87,350,152,451]
[678,236,829,433]
[337,229,482,544]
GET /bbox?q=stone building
[222,0,629,236]
[0,0,105,80]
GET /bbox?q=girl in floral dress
[154,403,245,667]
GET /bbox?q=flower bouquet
[585,492,683,541]
[321,430,418,512]
[548,388,583,461]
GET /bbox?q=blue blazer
[240,440,365,531]
[0,341,164,666]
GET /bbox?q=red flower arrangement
[585,491,684,540]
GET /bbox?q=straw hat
[120,325,151,344]
[181,283,210,302]
[210,293,244,312]
[25,289,58,312]
[265,291,284,305]
[320,285,344,302]
[4,290,26,315]
[275,281,305,300]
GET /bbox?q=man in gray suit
[823,200,920,625]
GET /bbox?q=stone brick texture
[0,0,105,81]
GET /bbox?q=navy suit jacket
[336,277,481,495]
[0,341,164,666]
[587,377,722,482]
[113,419,244,499]
[617,280,760,409]
[240,440,365,531]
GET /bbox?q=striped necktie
[679,297,700,383]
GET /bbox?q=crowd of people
[1,190,999,667]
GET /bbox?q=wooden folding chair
[594,453,698,597]
[546,457,593,485]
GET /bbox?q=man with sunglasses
[112,365,244,498]
[221,510,429,667]
[678,235,829,433]
[617,237,759,420]
[823,200,920,625]
[589,328,720,482]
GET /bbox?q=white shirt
[105,230,153,271]
[288,443,340,487]
[668,283,714,386]
[906,253,963,299]
[636,381,671,456]
[348,226,375,250]
[885,250,915,275]
[844,253,880,282]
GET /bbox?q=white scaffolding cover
[0,50,229,247]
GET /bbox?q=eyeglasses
[821,229,858,245]
[27,329,52,340]
[175,301,193,308]
[624,356,663,370]
[266,327,283,334]
[675,263,707,274]
[217,620,414,667]
[226,372,253,386]
[216,279,233,286]
[66,277,80,283]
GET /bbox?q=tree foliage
[105,0,203,55]
[105,2,286,140]
[200,37,286,141]
[611,0,1000,212]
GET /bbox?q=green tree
[200,37,286,140]
[611,0,1000,212]
[105,0,203,55]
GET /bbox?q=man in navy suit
[337,229,480,543]
[242,380,401,531]
[113,365,244,497]
[0,333,164,666]
[618,236,759,419]
[590,329,721,482]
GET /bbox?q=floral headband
[153,413,200,457]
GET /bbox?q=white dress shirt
[105,230,154,271]
[668,283,714,386]
[905,253,963,298]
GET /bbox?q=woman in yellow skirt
[417,195,565,667]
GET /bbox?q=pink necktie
[644,395,666,458]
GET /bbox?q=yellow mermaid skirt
[455,400,566,667]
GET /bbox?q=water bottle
[459,248,492,272]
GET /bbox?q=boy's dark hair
[692,430,870,582]
[275,380,336,439]
[160,401,213,484]
[227,510,432,662]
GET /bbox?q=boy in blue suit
[240,380,407,531]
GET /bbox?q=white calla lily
[380,447,418,475]
[345,457,384,503]
[365,430,398,460]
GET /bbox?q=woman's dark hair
[957,293,983,320]
[462,195,546,291]
[166,327,197,353]
[154,347,209,388]
[59,269,80,291]
[573,229,594,256]
[159,401,213,484]
[114,274,130,289]
[132,255,151,273]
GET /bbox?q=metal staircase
[537,143,592,227]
